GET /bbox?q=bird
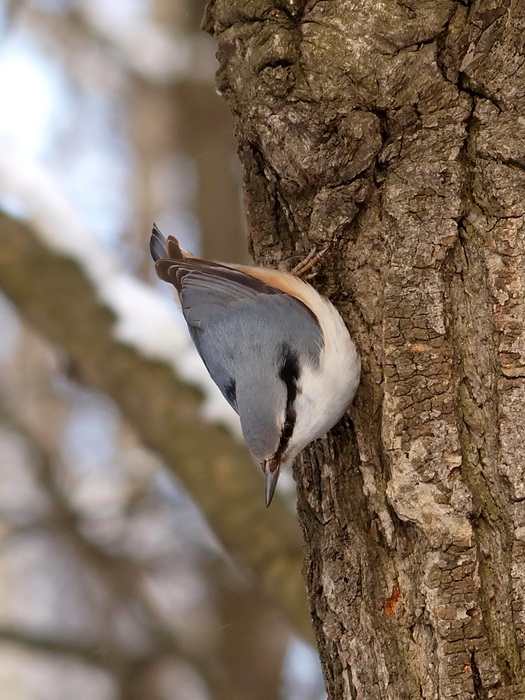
[150,224,361,507]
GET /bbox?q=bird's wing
[190,291,324,412]
[151,226,290,324]
[149,227,324,411]
[172,265,290,328]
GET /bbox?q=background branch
[0,211,311,642]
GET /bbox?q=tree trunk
[203,1,525,698]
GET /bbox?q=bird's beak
[263,458,281,507]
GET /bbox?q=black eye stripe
[282,422,293,439]
[279,347,300,390]
[274,345,300,459]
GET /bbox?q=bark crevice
[204,0,525,696]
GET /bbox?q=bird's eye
[282,422,294,439]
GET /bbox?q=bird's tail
[150,223,184,262]
[150,224,167,261]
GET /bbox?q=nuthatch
[150,225,361,506]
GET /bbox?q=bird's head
[236,348,318,507]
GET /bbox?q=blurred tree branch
[0,407,265,700]
[0,626,121,667]
[0,211,311,643]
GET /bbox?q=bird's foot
[290,246,329,280]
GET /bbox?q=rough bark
[204,0,525,698]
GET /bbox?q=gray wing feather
[189,292,323,411]
[180,271,260,327]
